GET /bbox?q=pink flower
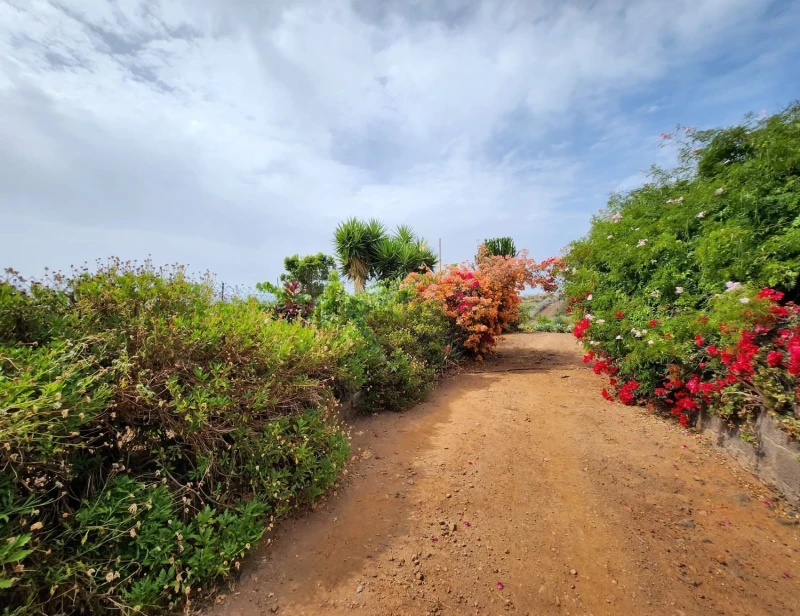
[496,582,505,590]
[463,521,471,527]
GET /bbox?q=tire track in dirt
[206,333,799,616]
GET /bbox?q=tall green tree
[333,218,387,293]
[333,219,437,292]
[373,225,438,281]
[279,253,335,300]
[481,237,518,258]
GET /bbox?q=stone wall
[697,410,800,505]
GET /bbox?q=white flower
[725,281,742,292]
[740,297,750,304]
[697,211,705,218]
[676,286,684,294]
[585,314,595,321]
[637,239,648,247]
[30,522,43,531]
[650,290,661,298]
[571,267,577,274]
[666,199,674,204]
[675,196,684,203]
[616,335,623,340]
[607,235,613,240]
[128,504,138,515]
[596,319,606,324]
[611,213,623,223]
[586,294,593,301]
[715,187,724,196]
[648,339,654,346]
[106,572,115,583]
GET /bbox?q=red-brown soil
[206,333,799,616]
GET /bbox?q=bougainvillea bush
[0,262,350,614]
[563,104,800,437]
[405,248,559,359]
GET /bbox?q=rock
[270,604,279,613]
[678,519,696,529]
[407,479,414,485]
[356,585,364,594]
[570,569,577,576]
[678,573,700,586]
[449,522,457,532]
[446,493,452,498]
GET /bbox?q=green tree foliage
[562,103,800,397]
[333,219,436,291]
[279,253,336,300]
[333,218,386,293]
[373,225,437,281]
[481,237,518,258]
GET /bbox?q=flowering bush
[563,104,800,438]
[404,248,559,358]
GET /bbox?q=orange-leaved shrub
[404,247,559,359]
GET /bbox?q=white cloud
[0,0,796,284]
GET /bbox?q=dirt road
[208,333,799,616]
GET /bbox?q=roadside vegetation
[0,228,550,614]
[563,104,800,438]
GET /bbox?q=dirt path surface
[208,333,799,616]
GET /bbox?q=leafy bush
[314,274,455,411]
[525,315,572,333]
[562,104,800,435]
[405,248,558,358]
[0,262,349,614]
[279,253,335,301]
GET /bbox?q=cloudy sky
[1,0,799,288]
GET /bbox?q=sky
[1,0,799,289]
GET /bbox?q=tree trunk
[354,277,365,294]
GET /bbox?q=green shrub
[0,261,349,614]
[524,315,572,333]
[314,274,455,412]
[562,103,800,431]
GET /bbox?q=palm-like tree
[482,237,518,258]
[333,218,386,293]
[334,220,437,291]
[373,226,437,282]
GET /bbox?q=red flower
[601,388,615,402]
[573,318,591,339]
[649,319,659,327]
[756,287,784,302]
[664,333,673,339]
[694,334,705,347]
[614,310,625,320]
[767,351,784,367]
[617,381,640,405]
[706,345,718,356]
